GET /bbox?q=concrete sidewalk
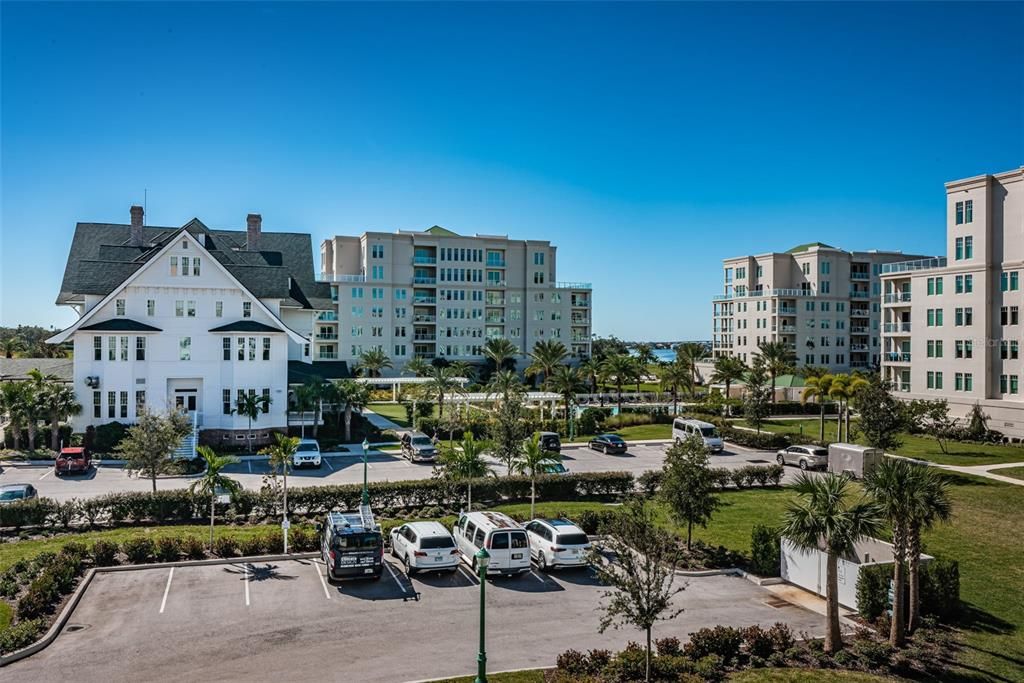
[362,407,405,432]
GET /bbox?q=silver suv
[401,432,438,463]
[776,445,829,470]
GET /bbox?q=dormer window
[115,299,126,316]
[243,302,252,318]
[182,239,188,249]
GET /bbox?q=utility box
[828,443,883,479]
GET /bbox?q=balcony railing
[850,360,871,368]
[777,324,796,333]
[485,316,505,324]
[414,334,437,341]
[315,334,339,341]
[413,276,437,285]
[571,299,591,307]
[413,314,436,323]
[485,298,505,306]
[851,308,870,317]
[319,273,366,283]
[571,335,590,343]
[778,306,797,315]
[317,351,338,360]
[413,296,437,305]
[881,257,947,275]
[413,255,437,265]
[316,311,338,321]
[885,352,912,363]
[713,287,811,300]
[850,326,869,334]
[850,291,870,299]
[850,344,869,351]
[557,281,592,290]
[884,322,912,334]
[571,318,590,325]
[486,259,506,268]
[884,292,912,304]
[851,272,871,280]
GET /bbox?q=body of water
[629,348,677,363]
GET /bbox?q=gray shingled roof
[80,319,162,332]
[0,358,74,382]
[57,219,333,310]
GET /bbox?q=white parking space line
[322,459,334,471]
[244,564,251,606]
[247,461,253,474]
[38,469,51,480]
[385,562,409,595]
[159,567,174,613]
[457,565,479,584]
[312,559,331,600]
[529,570,548,585]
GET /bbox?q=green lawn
[993,466,1024,481]
[367,402,413,428]
[610,424,672,441]
[730,671,897,682]
[740,418,1024,467]
[0,600,11,631]
[433,671,545,683]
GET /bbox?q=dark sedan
[589,434,628,455]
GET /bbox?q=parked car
[292,439,322,468]
[55,446,92,475]
[536,431,561,454]
[389,521,460,574]
[672,418,725,453]
[0,484,38,505]
[319,511,384,581]
[401,432,439,463]
[453,511,531,576]
[524,518,591,570]
[776,444,829,470]
[541,462,569,475]
[589,434,627,455]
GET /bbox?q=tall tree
[659,361,691,415]
[546,364,587,434]
[601,353,638,413]
[42,382,81,451]
[0,381,29,450]
[356,347,393,378]
[116,410,193,491]
[234,391,272,454]
[675,342,708,388]
[801,374,836,442]
[329,379,370,442]
[485,369,524,404]
[525,339,569,388]
[260,433,299,553]
[634,343,657,369]
[291,382,318,439]
[438,431,493,510]
[831,373,869,441]
[709,355,747,413]
[189,446,241,550]
[755,340,796,404]
[579,356,602,393]
[487,394,534,476]
[590,499,686,682]
[743,358,772,432]
[782,473,882,653]
[905,466,952,633]
[418,365,463,418]
[22,368,53,451]
[1,336,24,359]
[660,435,720,549]
[514,433,561,519]
[850,374,901,449]
[403,356,430,378]
[483,337,519,373]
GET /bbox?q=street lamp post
[474,547,490,683]
[361,437,370,506]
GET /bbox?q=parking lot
[6,555,826,682]
[0,441,795,501]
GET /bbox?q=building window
[262,337,271,361]
[223,389,232,415]
[820,280,830,294]
[534,252,545,266]
[120,391,128,419]
[965,373,973,391]
[175,300,184,317]
[236,337,245,361]
[248,337,256,361]
[533,272,545,284]
[115,299,126,316]
[193,258,201,276]
[821,261,831,275]
[181,256,189,276]
[93,391,101,418]
[107,336,116,361]
[147,299,155,316]
[223,337,231,361]
[394,344,406,356]
[93,336,102,361]
[179,337,191,361]
[371,244,384,258]
[955,238,964,261]
[242,302,252,318]
[964,236,973,259]
[108,391,116,418]
[215,301,223,317]
[187,300,196,317]
[135,336,146,361]
[169,256,178,276]
[371,266,384,280]
[965,199,973,223]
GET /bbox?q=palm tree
[419,365,463,417]
[675,342,708,389]
[634,343,657,370]
[864,458,918,647]
[782,473,882,653]
[23,369,55,452]
[330,379,370,442]
[801,374,836,442]
[0,381,28,450]
[579,357,602,394]
[525,339,569,388]
[357,348,393,378]
[42,382,81,451]
[485,369,524,404]
[234,392,271,454]
[1,336,24,359]
[515,433,560,519]
[659,361,691,415]
[546,365,587,434]
[291,382,318,439]
[438,432,493,510]
[601,353,637,413]
[483,337,519,373]
[829,373,868,441]
[710,355,747,402]
[755,340,796,405]
[260,433,299,553]
[905,467,952,633]
[189,446,241,550]
[403,356,430,378]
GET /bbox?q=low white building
[47,207,339,446]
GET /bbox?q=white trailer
[828,442,883,479]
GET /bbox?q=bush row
[856,558,961,622]
[637,464,785,496]
[15,542,88,621]
[0,471,635,531]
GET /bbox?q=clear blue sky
[2,2,1021,339]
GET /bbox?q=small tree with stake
[260,433,299,553]
[743,357,772,432]
[190,446,241,550]
[116,410,192,492]
[659,434,720,550]
[590,498,686,682]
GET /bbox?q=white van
[453,511,532,577]
[672,418,724,453]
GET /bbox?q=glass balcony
[316,311,338,321]
[319,273,366,283]
[317,351,338,360]
[851,272,870,280]
[571,298,591,307]
[413,276,437,285]
[486,259,506,268]
[412,296,437,305]
[413,255,437,265]
[556,281,592,290]
[414,333,437,341]
[315,333,339,341]
[885,352,912,363]
[413,314,436,323]
[881,257,947,275]
[850,291,870,299]
[884,292,912,304]
[884,322,912,334]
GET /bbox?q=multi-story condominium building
[712,244,931,372]
[47,208,335,443]
[881,166,1024,437]
[319,226,592,370]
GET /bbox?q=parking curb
[673,566,784,587]
[407,665,556,683]
[0,551,319,667]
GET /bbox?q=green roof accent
[425,225,458,237]
[80,319,162,332]
[733,373,805,388]
[787,242,837,254]
[288,360,351,384]
[209,320,283,333]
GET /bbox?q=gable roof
[425,225,458,237]
[80,319,163,332]
[209,320,284,333]
[57,218,332,310]
[287,360,351,384]
[787,242,837,254]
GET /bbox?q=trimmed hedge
[0,471,635,531]
[750,524,781,577]
[856,558,961,622]
[638,464,784,496]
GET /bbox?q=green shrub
[741,624,775,659]
[0,618,44,655]
[122,536,155,564]
[684,626,743,664]
[213,536,238,558]
[91,540,119,566]
[181,535,206,560]
[0,498,54,529]
[767,622,795,652]
[655,636,681,656]
[0,575,19,598]
[238,535,267,557]
[850,636,895,669]
[605,642,647,682]
[155,536,182,562]
[93,421,129,453]
[555,649,589,676]
[289,525,317,552]
[856,563,890,621]
[920,558,960,620]
[59,541,89,560]
[750,524,781,576]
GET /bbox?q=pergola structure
[355,376,471,401]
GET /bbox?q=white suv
[292,439,322,468]
[524,518,591,570]
[389,521,460,574]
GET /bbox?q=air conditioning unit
[84,376,100,388]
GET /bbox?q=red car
[55,446,92,475]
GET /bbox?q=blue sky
[2,2,1021,339]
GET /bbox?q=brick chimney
[130,205,145,246]
[246,213,262,251]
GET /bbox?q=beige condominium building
[881,166,1024,437]
[712,244,931,373]
[318,226,592,371]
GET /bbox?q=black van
[537,431,561,454]
[320,511,384,581]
